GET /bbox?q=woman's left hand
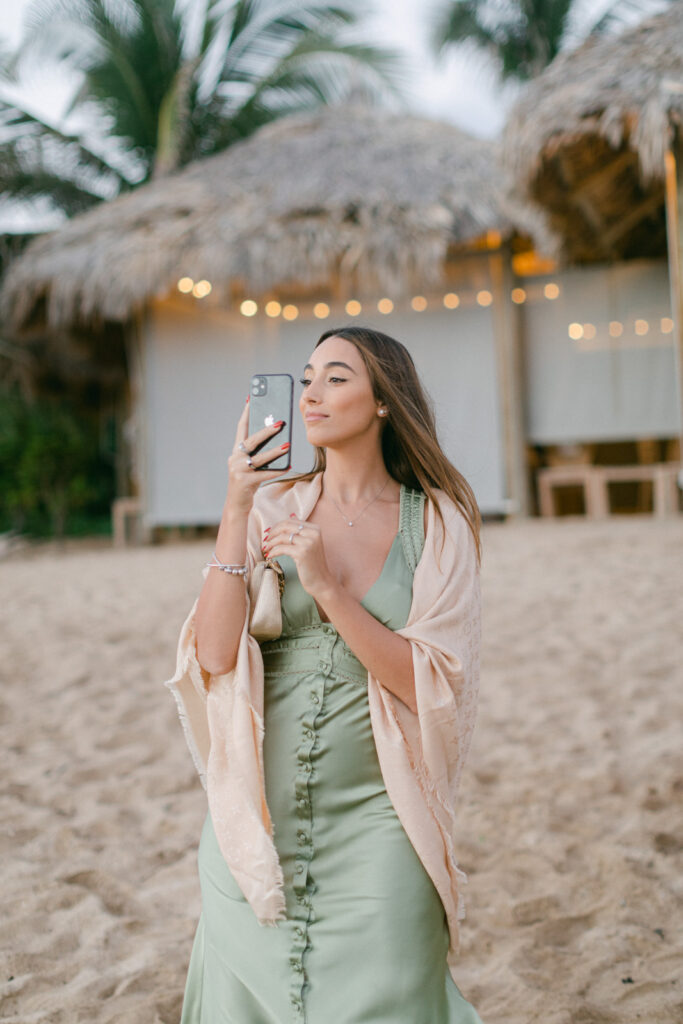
[263,516,334,600]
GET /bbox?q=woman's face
[299,335,382,449]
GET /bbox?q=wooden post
[489,246,530,517]
[119,310,152,544]
[664,139,683,470]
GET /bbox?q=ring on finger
[238,441,247,452]
[246,456,254,468]
[289,532,295,543]
[297,524,304,533]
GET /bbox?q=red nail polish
[264,527,270,533]
[289,513,296,518]
[274,420,285,428]
[281,442,290,451]
[246,395,250,403]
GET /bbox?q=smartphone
[248,373,293,471]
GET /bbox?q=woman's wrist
[223,492,253,520]
[309,573,342,610]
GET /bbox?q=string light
[410,296,427,312]
[345,300,361,315]
[582,323,596,340]
[377,298,394,314]
[177,277,194,293]
[193,280,212,298]
[476,290,492,307]
[313,302,330,319]
[609,321,623,337]
[265,300,281,317]
[240,299,258,316]
[443,293,460,309]
[568,323,583,340]
[282,304,299,321]
[544,283,560,299]
[634,319,649,335]
[661,317,674,333]
[511,288,526,304]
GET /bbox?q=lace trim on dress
[398,485,426,574]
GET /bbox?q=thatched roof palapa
[1,106,542,332]
[503,7,683,262]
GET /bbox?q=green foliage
[0,0,402,218]
[0,388,116,538]
[430,0,672,82]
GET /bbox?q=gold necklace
[323,475,392,527]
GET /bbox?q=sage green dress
[180,485,483,1024]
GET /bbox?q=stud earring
[378,407,387,417]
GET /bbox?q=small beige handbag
[248,558,285,641]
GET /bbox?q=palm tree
[430,0,672,82]
[0,0,401,219]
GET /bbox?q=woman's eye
[299,378,311,387]
[328,377,347,384]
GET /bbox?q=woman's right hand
[225,397,290,513]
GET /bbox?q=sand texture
[1,515,682,1023]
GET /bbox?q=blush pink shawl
[164,473,482,972]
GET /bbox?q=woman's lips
[305,413,327,422]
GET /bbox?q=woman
[165,326,484,1023]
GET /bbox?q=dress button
[310,693,320,704]
[297,830,307,843]
[298,797,308,808]
[295,926,304,937]
[295,863,305,874]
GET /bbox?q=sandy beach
[1,514,682,1024]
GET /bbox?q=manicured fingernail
[264,527,270,534]
[281,442,290,450]
[246,395,250,403]
[274,420,285,428]
[289,513,296,518]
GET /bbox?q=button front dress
[180,485,483,1024]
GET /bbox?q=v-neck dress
[179,485,483,1024]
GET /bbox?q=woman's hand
[263,516,335,600]
[226,398,290,513]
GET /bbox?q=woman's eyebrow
[303,361,357,374]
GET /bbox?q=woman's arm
[195,398,290,678]
[312,581,417,713]
[194,500,251,677]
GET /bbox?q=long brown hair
[286,325,482,565]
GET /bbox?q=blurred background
[0,0,680,544]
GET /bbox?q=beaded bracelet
[205,551,248,576]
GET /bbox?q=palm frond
[0,166,109,215]
[429,1,499,58]
[217,30,403,127]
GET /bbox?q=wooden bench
[537,463,682,518]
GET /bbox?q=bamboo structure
[504,6,683,467]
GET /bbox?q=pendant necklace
[324,475,392,526]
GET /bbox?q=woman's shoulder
[425,487,465,524]
[424,488,478,559]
